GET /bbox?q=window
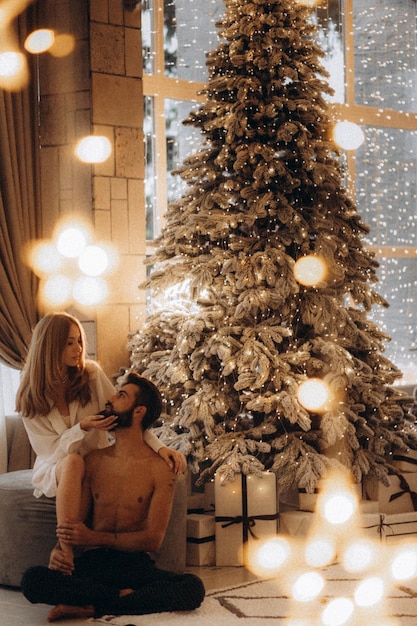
[142,0,417,379]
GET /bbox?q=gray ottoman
[0,470,56,587]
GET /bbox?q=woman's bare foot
[47,604,94,622]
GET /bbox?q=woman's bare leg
[55,454,85,566]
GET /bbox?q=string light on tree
[293,255,328,287]
[297,378,331,413]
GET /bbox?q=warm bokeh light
[391,546,417,581]
[0,51,28,90]
[297,378,331,412]
[56,226,88,258]
[24,216,118,310]
[321,597,354,626]
[333,121,365,150]
[72,276,109,307]
[342,540,376,573]
[248,537,292,577]
[26,240,63,276]
[293,255,328,287]
[354,576,384,607]
[40,274,72,308]
[49,32,75,57]
[78,245,109,276]
[24,28,55,53]
[305,537,336,568]
[321,491,356,525]
[0,0,34,23]
[0,50,22,76]
[292,571,325,602]
[74,135,112,163]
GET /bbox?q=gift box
[187,492,206,514]
[204,480,215,513]
[363,474,417,514]
[298,481,362,513]
[186,513,215,566]
[280,501,380,539]
[392,449,417,473]
[187,479,215,514]
[361,511,417,543]
[280,510,312,538]
[215,471,279,566]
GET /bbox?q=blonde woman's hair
[16,312,91,418]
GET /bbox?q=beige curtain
[0,8,40,472]
[0,8,40,370]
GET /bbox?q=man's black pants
[21,549,205,617]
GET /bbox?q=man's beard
[100,403,134,429]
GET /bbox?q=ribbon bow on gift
[365,514,394,539]
[215,513,280,540]
[366,513,417,540]
[389,474,417,511]
[377,514,394,538]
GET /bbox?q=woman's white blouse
[21,360,163,498]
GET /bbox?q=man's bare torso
[84,446,172,535]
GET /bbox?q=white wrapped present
[363,474,417,514]
[186,513,215,566]
[215,472,279,566]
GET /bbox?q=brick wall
[37,0,146,378]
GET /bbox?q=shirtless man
[21,372,205,622]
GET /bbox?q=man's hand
[158,447,187,474]
[48,544,74,576]
[57,520,96,547]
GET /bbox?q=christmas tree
[128,0,416,493]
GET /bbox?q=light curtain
[0,364,20,473]
[0,7,40,469]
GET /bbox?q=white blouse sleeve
[144,429,164,453]
[22,412,86,464]
[21,360,116,465]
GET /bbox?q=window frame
[141,0,417,371]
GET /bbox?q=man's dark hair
[124,371,163,430]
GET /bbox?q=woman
[16,312,185,564]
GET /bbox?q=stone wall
[37,0,145,378]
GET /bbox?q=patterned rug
[92,562,417,626]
